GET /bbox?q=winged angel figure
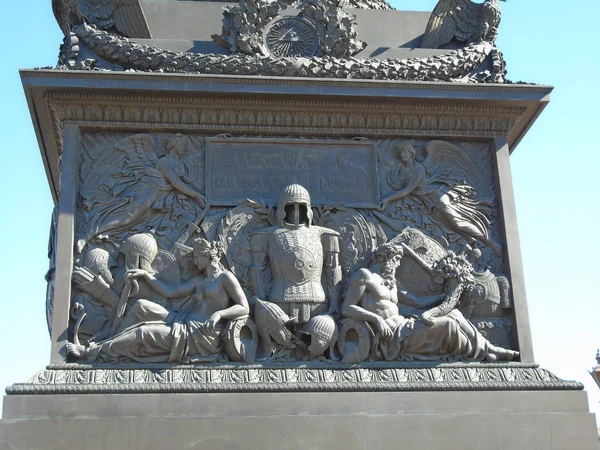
[421,0,505,49]
[52,0,151,37]
[379,140,501,255]
[77,133,206,252]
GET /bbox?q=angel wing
[422,0,485,49]
[53,0,79,35]
[80,134,159,197]
[423,140,488,195]
[78,0,152,38]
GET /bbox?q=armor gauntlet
[250,232,269,299]
[321,232,342,313]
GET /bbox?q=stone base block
[1,390,598,450]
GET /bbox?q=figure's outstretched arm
[126,269,197,299]
[397,279,445,309]
[157,159,206,204]
[421,279,464,325]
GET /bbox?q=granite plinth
[1,390,598,450]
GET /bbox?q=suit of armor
[250,185,341,325]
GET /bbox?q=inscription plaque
[206,138,379,206]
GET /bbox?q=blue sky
[0,0,598,423]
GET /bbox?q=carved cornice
[6,364,582,394]
[24,69,551,94]
[45,92,530,110]
[45,91,526,157]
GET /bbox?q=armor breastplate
[268,226,325,304]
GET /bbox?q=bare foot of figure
[485,345,519,362]
[66,342,88,359]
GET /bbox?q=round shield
[338,318,374,364]
[223,316,259,363]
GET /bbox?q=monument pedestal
[7,52,597,450]
[6,0,599,447]
[2,390,598,449]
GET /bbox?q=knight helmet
[254,298,294,346]
[300,314,338,358]
[118,232,158,271]
[276,184,313,227]
[81,248,116,285]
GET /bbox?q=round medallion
[264,17,319,58]
[280,246,318,284]
[471,283,488,304]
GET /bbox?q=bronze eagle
[52,0,152,38]
[422,0,505,49]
